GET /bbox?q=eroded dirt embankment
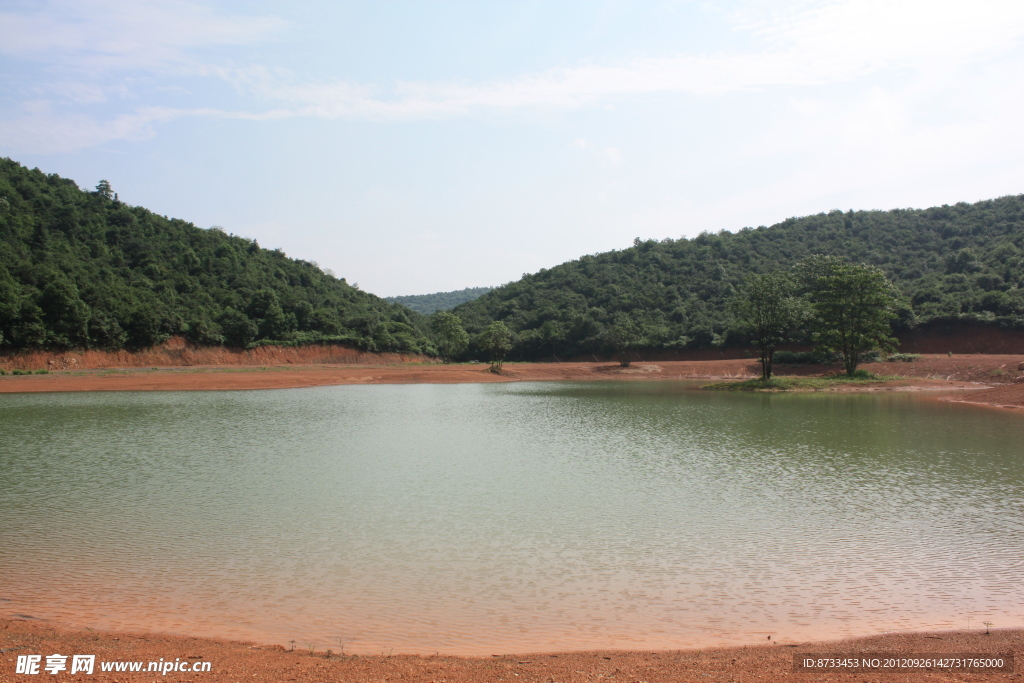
[0,336,425,372]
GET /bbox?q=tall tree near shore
[478,320,512,373]
[797,257,900,376]
[431,311,469,363]
[730,271,803,380]
[604,313,644,367]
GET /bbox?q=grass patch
[704,371,893,392]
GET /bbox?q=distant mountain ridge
[453,196,1024,360]
[387,286,494,315]
[0,158,433,354]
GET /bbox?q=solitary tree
[478,320,512,373]
[95,180,113,200]
[431,311,469,363]
[796,257,899,376]
[605,313,644,367]
[730,271,802,380]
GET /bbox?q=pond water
[1,382,1021,654]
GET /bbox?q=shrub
[12,369,29,375]
[886,353,921,362]
[35,369,49,374]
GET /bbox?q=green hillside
[387,286,494,314]
[454,196,1024,359]
[5,157,1022,361]
[0,159,432,354]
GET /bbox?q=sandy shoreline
[2,354,1024,410]
[2,618,1019,682]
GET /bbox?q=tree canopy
[0,158,433,353]
[604,313,644,367]
[478,321,512,372]
[387,287,493,314]
[730,272,803,379]
[797,257,899,375]
[454,197,1024,360]
[430,311,469,362]
[5,157,1023,362]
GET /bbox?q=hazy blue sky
[3,1,1024,296]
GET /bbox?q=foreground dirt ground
[2,352,1024,409]
[1,618,1019,683]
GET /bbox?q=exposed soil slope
[0,336,423,371]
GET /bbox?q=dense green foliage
[455,198,1024,359]
[478,321,512,371]
[387,286,493,314]
[604,313,644,367]
[797,257,899,375]
[730,271,803,379]
[0,159,432,353]
[430,311,469,363]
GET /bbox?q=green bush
[886,353,921,362]
[12,369,29,375]
[773,351,818,364]
[35,369,49,374]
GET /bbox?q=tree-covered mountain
[453,196,1024,360]
[5,157,1022,361]
[0,159,433,353]
[386,286,493,314]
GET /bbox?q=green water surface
[1,382,1021,653]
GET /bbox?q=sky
[3,1,1024,297]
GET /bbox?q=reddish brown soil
[897,323,1024,355]
[0,359,982,392]
[0,336,423,372]
[2,618,1019,683]
[3,351,1024,410]
[946,383,1024,409]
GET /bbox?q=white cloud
[743,0,1024,68]
[0,0,284,71]
[0,105,219,154]
[180,0,1024,123]
[4,0,1024,152]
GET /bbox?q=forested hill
[0,159,432,353]
[387,286,493,314]
[454,196,1024,359]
